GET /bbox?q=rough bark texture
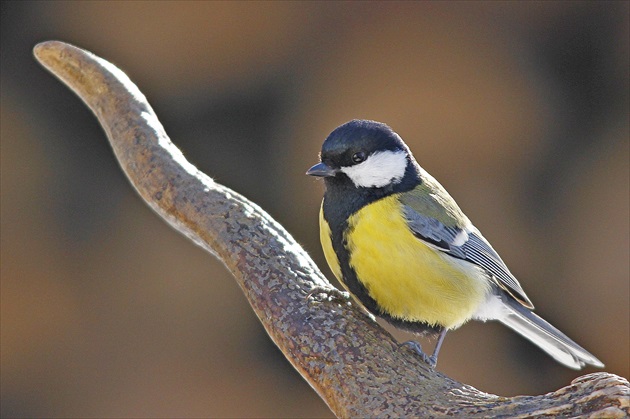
[33,40,629,418]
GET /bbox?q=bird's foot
[306,286,350,304]
[401,340,437,369]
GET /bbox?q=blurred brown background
[1,1,628,417]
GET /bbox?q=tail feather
[499,299,604,370]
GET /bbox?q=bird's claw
[306,286,350,304]
[401,340,437,369]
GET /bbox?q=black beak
[306,162,337,177]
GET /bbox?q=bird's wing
[402,204,534,308]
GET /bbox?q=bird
[306,119,604,370]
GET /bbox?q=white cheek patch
[340,150,408,188]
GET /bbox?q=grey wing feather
[402,205,534,308]
[401,206,462,251]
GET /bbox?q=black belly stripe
[322,174,443,337]
[323,182,381,316]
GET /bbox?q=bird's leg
[402,329,448,369]
[429,329,448,367]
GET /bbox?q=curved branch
[33,41,629,418]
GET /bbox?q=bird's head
[307,120,417,189]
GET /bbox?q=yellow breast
[341,195,489,329]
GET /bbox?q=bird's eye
[352,152,366,164]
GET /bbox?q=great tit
[306,119,604,370]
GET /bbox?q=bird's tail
[498,299,604,369]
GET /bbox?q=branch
[33,40,629,418]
